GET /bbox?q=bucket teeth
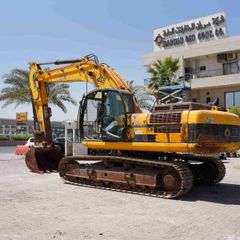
[25,146,63,173]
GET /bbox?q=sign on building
[16,112,28,125]
[153,12,228,51]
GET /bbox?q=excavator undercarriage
[58,153,225,199]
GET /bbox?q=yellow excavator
[26,53,240,198]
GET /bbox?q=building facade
[0,118,65,139]
[143,12,240,108]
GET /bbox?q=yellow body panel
[83,141,189,152]
[82,138,240,153]
[188,110,240,125]
[83,140,240,155]
[169,133,182,143]
[83,108,240,154]
[155,133,170,143]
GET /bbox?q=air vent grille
[150,112,181,124]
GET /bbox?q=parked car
[25,136,65,155]
[54,137,66,145]
[25,137,35,146]
[54,137,73,156]
[54,137,67,155]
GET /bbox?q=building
[0,118,65,139]
[143,12,240,108]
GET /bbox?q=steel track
[58,153,225,199]
[59,155,193,199]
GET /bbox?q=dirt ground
[0,146,240,240]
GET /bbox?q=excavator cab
[79,89,135,142]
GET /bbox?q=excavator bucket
[25,146,63,173]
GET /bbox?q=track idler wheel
[25,146,63,173]
[191,158,226,185]
[161,169,181,192]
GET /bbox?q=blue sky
[0,0,240,121]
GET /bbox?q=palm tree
[147,57,179,98]
[127,80,139,95]
[127,80,155,111]
[0,69,77,112]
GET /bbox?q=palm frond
[0,68,76,113]
[147,57,180,98]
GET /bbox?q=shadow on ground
[181,183,240,205]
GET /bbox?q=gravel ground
[0,146,240,240]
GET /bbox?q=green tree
[127,80,139,95]
[127,80,155,111]
[0,69,77,112]
[147,57,179,97]
[229,105,240,116]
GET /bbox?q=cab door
[80,90,103,140]
[100,91,127,140]
[80,89,134,142]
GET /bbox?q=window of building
[192,98,197,102]
[199,66,206,71]
[28,127,32,134]
[5,125,10,134]
[235,91,240,106]
[11,126,16,135]
[223,61,239,75]
[16,125,27,135]
[225,91,240,108]
[0,126,3,134]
